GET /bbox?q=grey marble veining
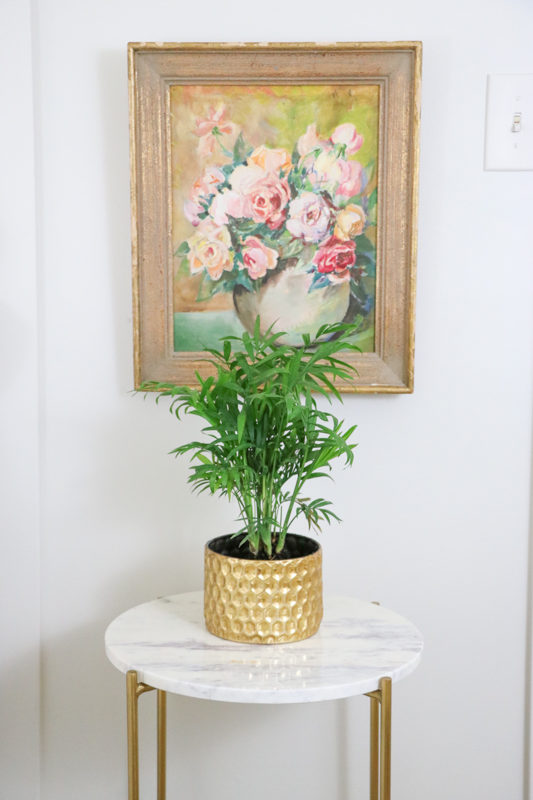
[105,592,423,704]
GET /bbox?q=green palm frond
[140,323,359,558]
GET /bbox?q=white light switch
[485,74,533,171]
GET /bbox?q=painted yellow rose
[188,221,234,280]
[334,204,366,240]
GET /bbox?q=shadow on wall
[1,645,40,793]
[98,47,136,394]
[523,396,533,800]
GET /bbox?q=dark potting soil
[207,533,319,561]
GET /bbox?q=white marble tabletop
[105,592,423,704]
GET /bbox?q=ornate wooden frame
[129,42,421,392]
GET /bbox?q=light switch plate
[485,74,533,171]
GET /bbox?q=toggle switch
[485,74,533,170]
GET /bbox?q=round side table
[105,592,423,800]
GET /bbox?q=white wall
[0,1,41,797]
[2,0,533,798]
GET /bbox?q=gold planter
[204,534,323,644]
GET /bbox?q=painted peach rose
[194,167,226,198]
[334,204,366,240]
[313,235,356,283]
[330,123,364,155]
[187,221,234,281]
[241,236,279,279]
[287,192,331,243]
[248,146,292,174]
[230,165,290,229]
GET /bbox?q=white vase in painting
[233,260,350,346]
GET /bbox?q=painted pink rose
[184,167,226,226]
[308,151,363,199]
[187,221,234,281]
[330,123,364,155]
[297,123,331,157]
[209,189,249,226]
[250,174,290,228]
[230,165,290,229]
[184,199,203,227]
[337,160,363,198]
[230,164,265,195]
[241,237,279,280]
[194,104,237,157]
[287,192,331,243]
[313,235,356,284]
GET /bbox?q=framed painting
[129,42,421,392]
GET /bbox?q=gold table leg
[126,671,140,800]
[126,670,166,800]
[366,677,392,800]
[379,678,392,800]
[157,690,167,800]
[369,694,380,800]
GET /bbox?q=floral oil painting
[130,43,420,391]
[171,84,379,352]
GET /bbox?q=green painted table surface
[174,311,374,352]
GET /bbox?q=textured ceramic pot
[204,534,323,644]
[233,260,350,346]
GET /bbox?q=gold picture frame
[129,42,421,392]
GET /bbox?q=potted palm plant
[141,320,358,644]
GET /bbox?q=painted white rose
[287,192,331,243]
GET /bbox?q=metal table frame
[125,669,392,800]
